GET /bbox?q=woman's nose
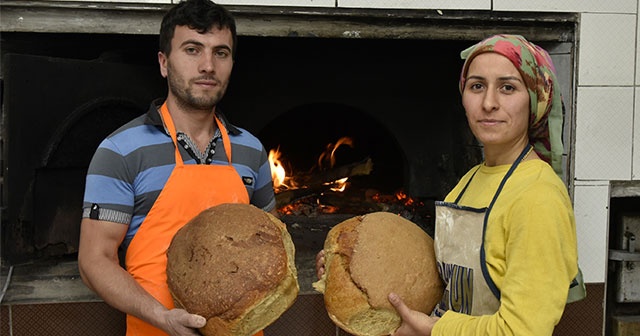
[482,90,499,112]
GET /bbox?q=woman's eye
[502,84,516,92]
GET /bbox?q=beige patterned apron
[432,145,533,316]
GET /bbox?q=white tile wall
[634,87,640,180]
[336,0,489,10]
[637,4,640,87]
[493,0,638,13]
[573,182,610,283]
[574,87,634,180]
[578,13,637,86]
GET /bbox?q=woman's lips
[479,119,502,126]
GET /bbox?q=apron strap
[480,144,533,300]
[454,166,481,204]
[215,115,233,164]
[160,103,184,166]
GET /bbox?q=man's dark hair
[159,0,238,58]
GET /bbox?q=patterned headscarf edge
[459,34,565,178]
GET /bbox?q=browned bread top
[314,212,443,336]
[166,203,289,321]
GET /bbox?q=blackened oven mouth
[258,102,435,239]
[2,35,476,265]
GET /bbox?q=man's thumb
[190,314,207,328]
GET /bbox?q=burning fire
[269,137,426,219]
[325,177,348,192]
[269,147,296,191]
[317,137,353,170]
[269,136,353,193]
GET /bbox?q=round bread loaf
[166,203,299,336]
[312,212,443,336]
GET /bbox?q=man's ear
[158,51,168,78]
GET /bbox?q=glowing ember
[325,177,349,192]
[371,190,424,208]
[395,190,419,206]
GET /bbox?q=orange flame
[317,137,353,170]
[269,148,284,188]
[325,177,349,192]
[269,137,354,194]
[269,148,296,190]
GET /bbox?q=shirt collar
[146,98,241,136]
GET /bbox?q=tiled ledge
[0,258,97,305]
[0,217,332,305]
[0,252,320,305]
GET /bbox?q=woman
[387,34,582,335]
[314,34,582,335]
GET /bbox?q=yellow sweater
[433,159,578,336]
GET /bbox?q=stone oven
[2,3,601,336]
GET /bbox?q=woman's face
[462,52,531,151]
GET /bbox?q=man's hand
[160,308,207,336]
[388,292,439,336]
[315,249,325,279]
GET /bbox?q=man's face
[158,25,234,111]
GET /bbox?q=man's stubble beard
[166,63,227,111]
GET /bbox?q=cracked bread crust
[314,212,443,336]
[167,203,298,336]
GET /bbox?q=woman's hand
[315,249,325,279]
[388,293,439,336]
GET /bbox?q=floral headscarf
[459,34,565,178]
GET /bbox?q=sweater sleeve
[433,181,578,336]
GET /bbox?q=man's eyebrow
[178,41,232,53]
[213,45,232,52]
[179,39,204,48]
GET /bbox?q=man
[78,0,276,335]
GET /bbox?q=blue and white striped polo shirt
[82,99,276,248]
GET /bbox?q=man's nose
[199,53,216,73]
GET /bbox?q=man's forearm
[80,257,168,329]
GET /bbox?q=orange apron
[124,103,263,336]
